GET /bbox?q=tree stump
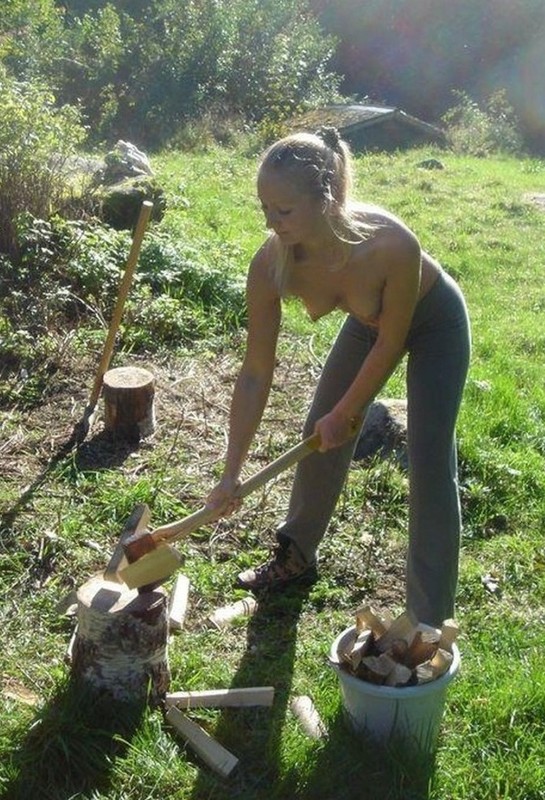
[103,366,155,441]
[70,573,170,705]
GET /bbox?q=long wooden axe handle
[87,200,153,410]
[149,432,322,546]
[120,420,361,588]
[124,416,361,558]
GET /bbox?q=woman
[206,127,470,627]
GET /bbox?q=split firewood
[375,610,417,653]
[165,705,239,778]
[290,695,328,739]
[439,618,460,652]
[359,653,397,684]
[384,662,413,687]
[389,638,410,662]
[415,648,454,684]
[206,596,257,630]
[355,604,391,637]
[405,623,442,669]
[165,686,275,709]
[347,629,372,670]
[169,574,190,632]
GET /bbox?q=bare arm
[316,230,422,449]
[207,245,281,511]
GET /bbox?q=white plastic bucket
[330,626,460,753]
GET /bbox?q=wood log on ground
[165,686,275,709]
[165,705,239,778]
[70,573,170,704]
[206,596,257,629]
[290,695,328,739]
[103,366,156,441]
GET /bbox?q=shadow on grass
[0,429,140,537]
[184,582,312,799]
[177,582,438,800]
[3,677,146,800]
[278,714,438,800]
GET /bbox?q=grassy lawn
[1,145,545,799]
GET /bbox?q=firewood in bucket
[335,608,460,688]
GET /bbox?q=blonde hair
[259,127,377,293]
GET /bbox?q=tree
[51,0,340,147]
[0,0,65,79]
[0,66,85,258]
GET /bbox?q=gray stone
[353,398,408,469]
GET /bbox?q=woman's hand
[205,476,242,520]
[314,411,358,452]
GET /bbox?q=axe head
[123,528,157,562]
[119,543,183,590]
[103,503,151,582]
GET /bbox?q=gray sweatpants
[277,270,471,626]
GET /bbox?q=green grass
[1,145,545,799]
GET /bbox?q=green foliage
[0,213,246,396]
[442,90,524,157]
[0,67,86,258]
[124,233,247,351]
[0,0,65,78]
[50,0,340,147]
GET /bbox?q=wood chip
[169,574,190,632]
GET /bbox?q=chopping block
[69,573,170,705]
[103,365,156,442]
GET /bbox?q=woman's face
[257,167,324,245]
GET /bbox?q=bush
[54,0,340,147]
[442,89,524,156]
[0,67,86,259]
[1,214,246,365]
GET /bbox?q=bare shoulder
[359,203,419,247]
[247,236,282,300]
[351,205,420,269]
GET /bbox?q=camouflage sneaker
[236,542,318,592]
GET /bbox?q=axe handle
[150,432,322,545]
[88,200,153,409]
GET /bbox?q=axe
[118,419,361,590]
[74,200,153,443]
